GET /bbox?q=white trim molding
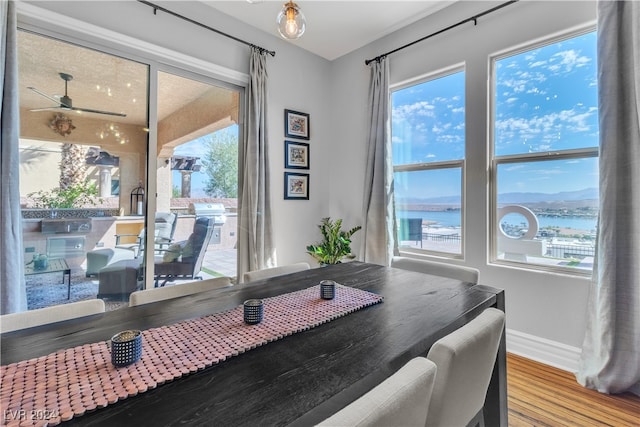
[16,1,249,86]
[506,328,582,373]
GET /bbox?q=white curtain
[238,47,276,282]
[577,0,640,395]
[1,0,27,314]
[360,57,396,266]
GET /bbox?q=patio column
[181,170,193,198]
[98,166,112,198]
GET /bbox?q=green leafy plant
[306,217,362,265]
[28,181,102,209]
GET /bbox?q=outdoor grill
[189,203,226,244]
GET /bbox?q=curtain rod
[365,0,518,65]
[137,0,276,57]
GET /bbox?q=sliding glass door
[16,28,242,312]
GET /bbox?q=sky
[171,125,238,198]
[392,30,598,200]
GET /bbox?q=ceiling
[203,1,457,61]
[18,31,222,128]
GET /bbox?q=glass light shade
[277,1,306,39]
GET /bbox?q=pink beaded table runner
[0,284,382,426]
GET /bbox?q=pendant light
[277,1,306,40]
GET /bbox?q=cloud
[550,49,591,72]
[393,101,435,120]
[495,105,598,152]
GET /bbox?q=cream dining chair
[1,299,106,333]
[391,256,480,284]
[129,276,231,306]
[317,356,437,427]
[425,307,505,427]
[243,262,311,283]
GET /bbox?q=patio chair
[86,212,177,276]
[151,216,215,286]
[115,211,177,256]
[97,217,215,296]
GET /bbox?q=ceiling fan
[28,72,126,117]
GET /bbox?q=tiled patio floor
[201,247,237,280]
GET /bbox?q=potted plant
[306,217,362,265]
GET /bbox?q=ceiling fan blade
[28,79,127,118]
[72,106,127,117]
[27,86,71,107]
[29,107,71,113]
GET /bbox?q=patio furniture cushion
[86,247,136,277]
[97,259,143,300]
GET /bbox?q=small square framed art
[284,140,310,169]
[284,172,309,200]
[284,109,310,140]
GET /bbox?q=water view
[397,209,597,232]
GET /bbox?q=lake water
[397,210,597,232]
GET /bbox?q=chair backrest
[129,276,231,306]
[243,262,311,283]
[186,216,215,277]
[425,307,505,427]
[154,217,215,281]
[155,212,177,242]
[391,256,479,284]
[1,299,106,333]
[317,357,437,427]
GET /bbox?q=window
[391,68,465,256]
[491,30,598,273]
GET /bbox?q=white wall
[329,1,597,356]
[18,0,598,365]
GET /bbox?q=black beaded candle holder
[320,280,336,300]
[111,330,142,367]
[244,299,264,325]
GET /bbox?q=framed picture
[284,140,310,169]
[284,172,310,200]
[284,109,310,140]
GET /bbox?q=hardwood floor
[507,353,640,426]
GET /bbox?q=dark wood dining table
[1,261,507,426]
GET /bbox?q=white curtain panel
[238,47,276,282]
[1,0,27,314]
[360,57,397,266]
[577,0,640,395]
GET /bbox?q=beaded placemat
[0,284,382,426]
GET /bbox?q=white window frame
[488,25,598,276]
[391,64,466,259]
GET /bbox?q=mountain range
[397,188,598,205]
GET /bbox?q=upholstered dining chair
[242,262,311,283]
[317,357,437,427]
[391,256,480,284]
[0,299,106,333]
[129,276,231,306]
[425,307,505,427]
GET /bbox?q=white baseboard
[506,328,582,373]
